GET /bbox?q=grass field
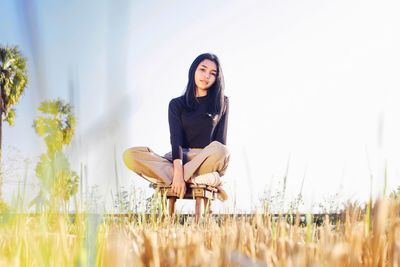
[0,197,399,267]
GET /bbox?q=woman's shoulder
[169,95,186,109]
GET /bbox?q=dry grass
[0,198,399,267]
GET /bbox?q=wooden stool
[150,183,218,223]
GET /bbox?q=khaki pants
[122,141,230,185]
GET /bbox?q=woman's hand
[171,174,186,198]
[172,159,186,198]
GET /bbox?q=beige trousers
[122,141,230,185]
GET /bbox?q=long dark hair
[183,53,226,117]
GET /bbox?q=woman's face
[194,59,217,93]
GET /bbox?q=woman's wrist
[173,159,184,180]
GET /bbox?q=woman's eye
[199,68,216,76]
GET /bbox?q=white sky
[2,0,400,213]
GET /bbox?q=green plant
[0,45,28,198]
[30,99,78,212]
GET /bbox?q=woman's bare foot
[216,186,228,202]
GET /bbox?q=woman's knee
[199,141,230,175]
[122,148,134,168]
[209,141,230,159]
[122,147,146,169]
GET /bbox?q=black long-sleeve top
[168,94,229,160]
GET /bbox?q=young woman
[123,53,230,200]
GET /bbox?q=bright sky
[1,0,400,213]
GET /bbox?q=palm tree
[31,99,78,211]
[0,45,28,198]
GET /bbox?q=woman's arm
[168,98,184,161]
[214,96,229,144]
[168,98,186,197]
[171,159,186,198]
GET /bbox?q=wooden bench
[150,183,218,223]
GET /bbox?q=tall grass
[0,196,399,266]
